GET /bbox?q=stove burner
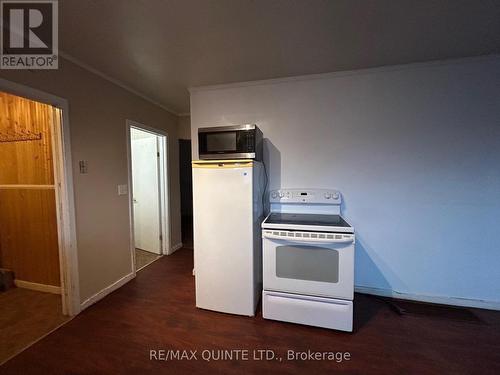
[264,213,351,228]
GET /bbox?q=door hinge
[157,152,160,157]
[159,234,163,242]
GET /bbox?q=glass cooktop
[264,213,351,228]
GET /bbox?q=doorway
[0,90,75,363]
[179,139,193,248]
[127,121,170,272]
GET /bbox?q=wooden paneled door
[0,91,61,288]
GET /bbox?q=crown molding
[189,53,500,93]
[59,50,181,116]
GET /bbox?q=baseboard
[169,242,183,255]
[14,280,61,294]
[355,285,500,311]
[80,272,134,311]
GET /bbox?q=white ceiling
[60,0,500,114]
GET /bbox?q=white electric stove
[261,189,355,332]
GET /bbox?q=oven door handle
[262,231,354,244]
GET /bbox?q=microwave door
[199,131,255,159]
[206,131,237,153]
[199,131,238,158]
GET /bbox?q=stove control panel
[269,189,341,204]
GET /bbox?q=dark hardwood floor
[0,288,69,364]
[2,248,500,374]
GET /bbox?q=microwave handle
[262,231,354,244]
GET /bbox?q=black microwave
[198,124,263,160]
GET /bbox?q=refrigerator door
[192,160,257,316]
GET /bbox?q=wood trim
[14,279,61,294]
[158,135,171,256]
[80,272,135,311]
[0,185,55,189]
[126,122,136,277]
[169,242,183,255]
[53,105,81,316]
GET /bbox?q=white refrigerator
[192,159,265,316]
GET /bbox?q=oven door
[263,231,354,300]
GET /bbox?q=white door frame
[0,78,80,316]
[126,120,171,274]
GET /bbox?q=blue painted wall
[191,56,500,305]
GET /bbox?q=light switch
[79,160,88,174]
[117,184,128,196]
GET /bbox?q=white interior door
[131,128,161,254]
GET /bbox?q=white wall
[190,55,500,307]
